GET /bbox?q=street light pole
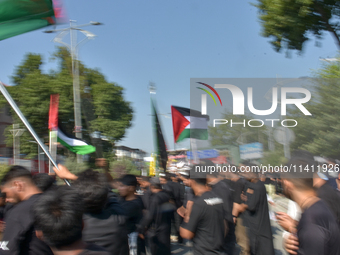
[45,20,102,163]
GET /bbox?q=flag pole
[0,82,70,186]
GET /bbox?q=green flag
[0,0,58,41]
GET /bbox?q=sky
[0,0,339,155]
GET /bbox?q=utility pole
[44,20,102,163]
[10,124,24,164]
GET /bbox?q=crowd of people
[0,151,340,255]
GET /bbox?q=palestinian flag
[151,98,168,171]
[56,126,96,155]
[49,94,96,155]
[0,0,64,41]
[171,106,209,143]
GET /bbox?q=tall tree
[0,47,133,159]
[289,61,340,158]
[254,0,340,53]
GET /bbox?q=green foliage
[0,47,133,160]
[209,111,269,149]
[109,159,140,178]
[253,0,340,53]
[0,164,9,183]
[262,147,287,166]
[290,61,340,158]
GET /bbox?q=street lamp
[44,20,102,163]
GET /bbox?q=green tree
[253,0,340,54]
[0,47,133,159]
[290,61,340,157]
[209,111,269,149]
[109,159,140,178]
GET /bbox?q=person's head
[34,186,84,250]
[281,158,316,201]
[170,173,178,182]
[72,169,108,214]
[159,173,169,185]
[206,172,219,184]
[190,178,209,195]
[138,176,150,188]
[32,173,56,192]
[241,162,259,181]
[180,172,191,187]
[118,174,138,198]
[150,177,162,193]
[1,165,37,203]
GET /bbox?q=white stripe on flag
[184,116,208,129]
[58,128,88,147]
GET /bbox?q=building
[114,145,147,161]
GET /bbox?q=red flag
[49,94,59,130]
[171,106,190,143]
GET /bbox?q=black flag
[151,98,168,171]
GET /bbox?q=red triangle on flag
[171,106,190,143]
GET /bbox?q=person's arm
[53,164,77,181]
[184,200,194,223]
[180,202,201,240]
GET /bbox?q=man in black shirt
[0,165,53,255]
[282,158,340,255]
[159,173,183,244]
[180,178,225,255]
[137,178,175,255]
[207,172,235,255]
[228,171,250,255]
[118,175,144,255]
[313,172,340,228]
[34,186,110,255]
[54,165,129,255]
[241,171,275,255]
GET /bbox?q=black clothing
[181,191,225,255]
[210,180,233,223]
[183,187,195,208]
[244,181,274,255]
[232,178,247,204]
[0,194,53,255]
[82,196,129,255]
[141,187,153,210]
[78,244,111,255]
[120,196,144,234]
[317,183,340,228]
[163,181,182,208]
[137,190,174,255]
[297,200,340,255]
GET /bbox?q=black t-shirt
[181,191,225,255]
[297,200,340,255]
[317,183,340,228]
[120,196,144,233]
[244,181,272,239]
[0,194,53,255]
[210,180,233,223]
[232,178,247,204]
[78,244,111,255]
[82,197,129,255]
